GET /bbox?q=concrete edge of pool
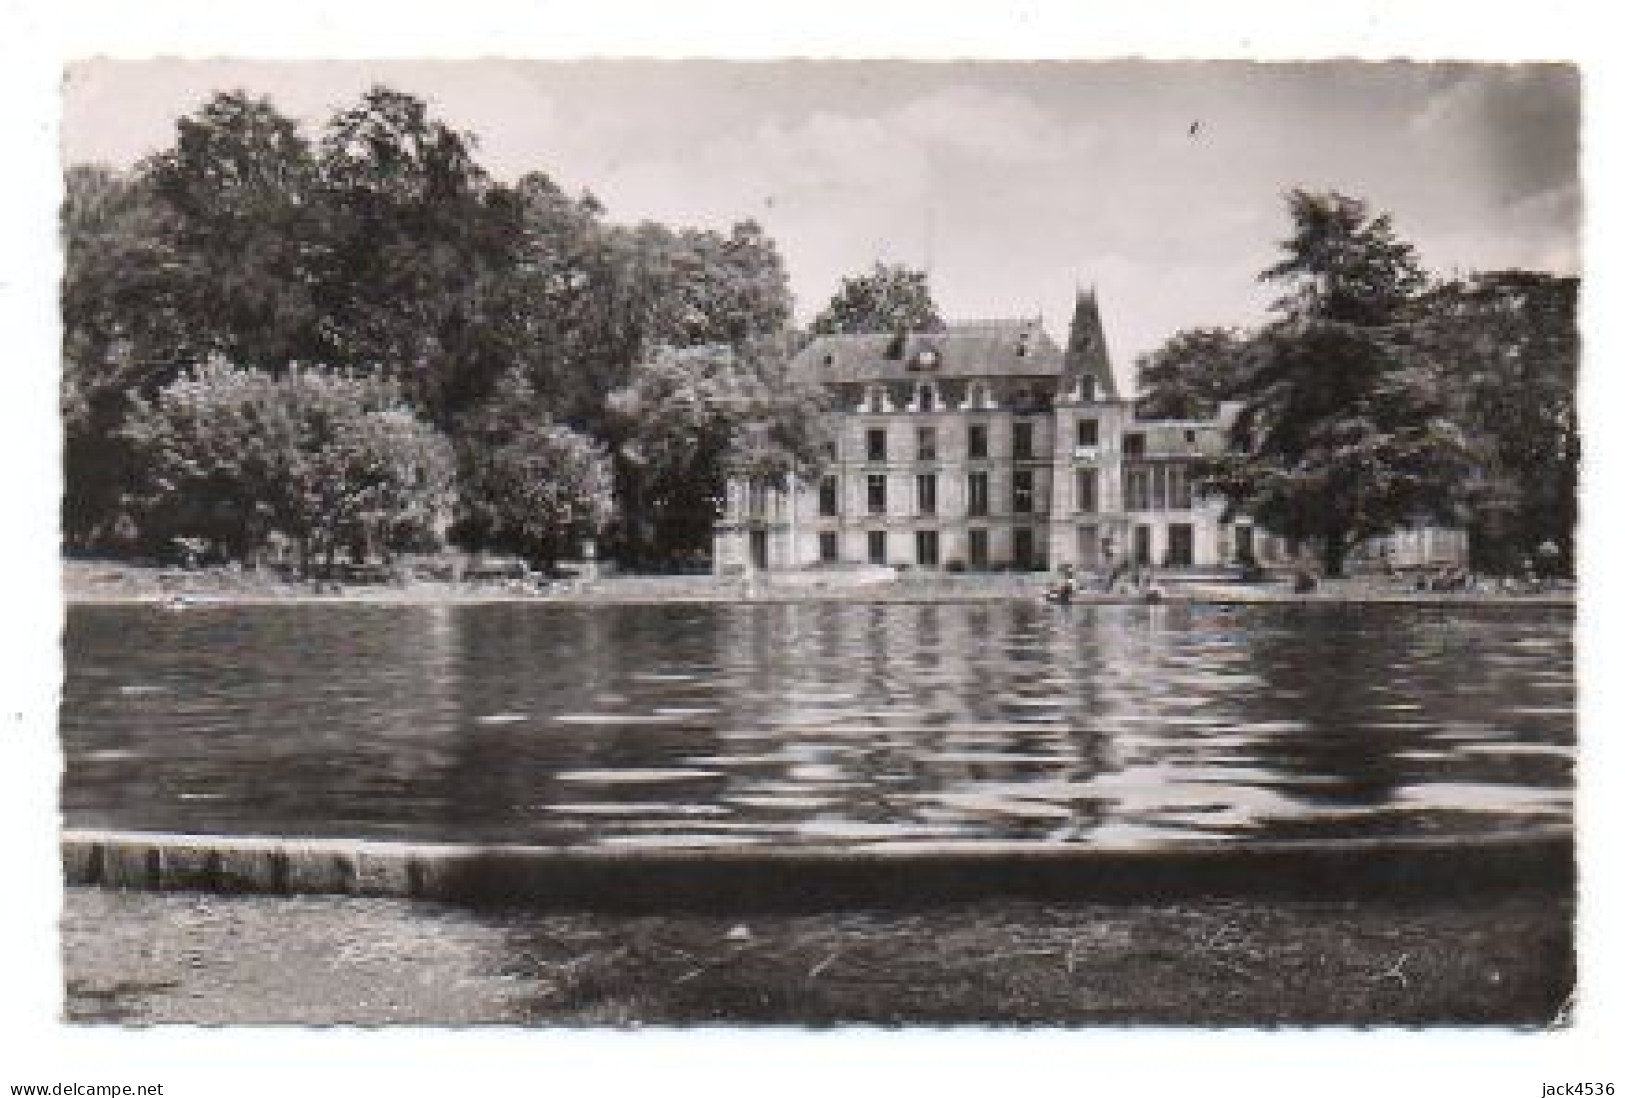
[61,828,1575,910]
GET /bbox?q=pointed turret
[1064,286,1118,400]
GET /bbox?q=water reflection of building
[715,290,1277,575]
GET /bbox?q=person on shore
[1047,563,1077,605]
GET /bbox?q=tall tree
[1422,271,1579,574]
[606,343,831,569]
[1206,191,1469,576]
[61,165,188,549]
[143,91,324,370]
[314,86,518,425]
[452,371,615,568]
[1133,326,1251,420]
[809,262,944,335]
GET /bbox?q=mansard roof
[789,318,1066,384]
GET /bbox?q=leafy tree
[452,372,614,567]
[313,86,520,425]
[1206,191,1469,576]
[61,166,188,549]
[62,83,809,570]
[1133,326,1251,420]
[606,343,831,569]
[1260,191,1429,325]
[1422,271,1579,574]
[123,360,454,573]
[143,91,324,371]
[809,262,944,335]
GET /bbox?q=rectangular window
[968,471,990,517]
[916,473,937,516]
[1076,419,1099,447]
[1167,523,1194,568]
[1124,465,1151,512]
[915,529,940,567]
[1012,420,1034,461]
[1013,527,1036,570]
[1151,463,1168,511]
[867,427,887,462]
[818,475,839,517]
[1012,470,1034,514]
[867,530,887,565]
[1076,468,1098,513]
[917,425,937,461]
[1123,432,1146,458]
[968,528,989,569]
[867,473,887,515]
[1168,463,1192,510]
[819,531,839,562]
[968,422,988,460]
[747,480,769,520]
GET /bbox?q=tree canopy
[122,361,454,572]
[606,343,831,570]
[1204,190,1472,576]
[809,262,944,335]
[1420,271,1579,573]
[63,84,809,569]
[1133,327,1250,421]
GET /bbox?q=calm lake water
[61,601,1574,848]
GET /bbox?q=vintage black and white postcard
[2,3,1616,1097]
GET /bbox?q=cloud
[891,85,1085,165]
[1410,65,1580,204]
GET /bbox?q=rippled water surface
[61,602,1574,847]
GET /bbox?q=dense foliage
[122,361,454,572]
[63,86,810,570]
[1132,327,1250,421]
[606,343,832,570]
[1421,271,1579,574]
[808,262,944,336]
[1139,190,1576,577]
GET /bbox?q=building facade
[713,290,1349,576]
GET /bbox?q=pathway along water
[61,601,1574,850]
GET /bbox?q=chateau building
[712,289,1271,576]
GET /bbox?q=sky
[62,60,1579,388]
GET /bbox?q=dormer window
[1079,375,1097,402]
[961,381,997,410]
[1016,333,1030,358]
[913,382,938,412]
[886,333,907,360]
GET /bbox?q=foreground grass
[62,887,1572,1026]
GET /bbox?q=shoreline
[61,580,1578,609]
[61,558,1577,608]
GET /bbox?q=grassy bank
[62,887,1572,1026]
